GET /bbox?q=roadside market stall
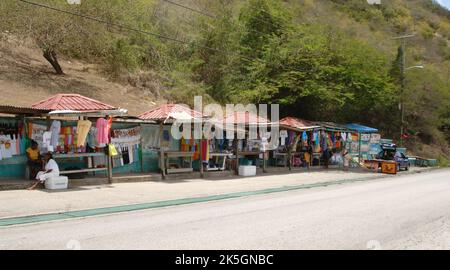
[29,94,129,182]
[311,121,357,168]
[0,105,50,179]
[345,123,380,167]
[220,111,273,175]
[278,117,321,169]
[138,104,206,178]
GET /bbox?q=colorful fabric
[76,120,92,147]
[96,118,109,145]
[50,120,61,147]
[201,140,209,162]
[302,131,308,142]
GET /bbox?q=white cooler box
[238,165,256,177]
[45,176,69,190]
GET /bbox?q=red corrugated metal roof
[31,94,117,111]
[138,104,203,121]
[280,117,318,130]
[222,111,270,124]
[0,105,50,115]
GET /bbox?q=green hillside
[0,0,449,161]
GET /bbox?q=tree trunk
[43,49,64,75]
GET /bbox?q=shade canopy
[346,123,379,133]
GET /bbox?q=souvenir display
[111,126,141,168]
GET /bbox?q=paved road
[0,169,449,250]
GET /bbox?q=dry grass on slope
[0,33,168,116]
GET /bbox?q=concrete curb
[0,167,440,227]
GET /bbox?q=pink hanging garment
[96,118,109,145]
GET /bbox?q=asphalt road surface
[1,169,449,250]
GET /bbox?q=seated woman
[26,140,42,179]
[28,152,60,190]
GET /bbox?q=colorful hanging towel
[302,131,308,142]
[201,140,209,162]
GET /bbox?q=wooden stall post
[199,138,204,178]
[358,132,362,164]
[263,150,267,173]
[235,139,239,175]
[158,123,166,179]
[287,147,292,171]
[140,133,144,173]
[106,115,113,183]
[107,155,113,183]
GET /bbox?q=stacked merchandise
[368,134,382,159]
[110,126,141,168]
[359,133,371,160]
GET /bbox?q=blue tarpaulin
[345,123,378,133]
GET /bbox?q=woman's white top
[45,159,60,175]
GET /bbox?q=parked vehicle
[376,143,410,171]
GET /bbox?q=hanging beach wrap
[108,143,118,157]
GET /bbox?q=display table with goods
[27,116,114,181]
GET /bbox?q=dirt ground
[0,34,166,116]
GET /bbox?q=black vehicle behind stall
[376,143,410,171]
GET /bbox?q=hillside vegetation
[0,0,449,162]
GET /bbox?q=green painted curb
[0,169,435,227]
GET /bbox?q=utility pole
[392,34,415,147]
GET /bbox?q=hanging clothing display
[42,131,52,152]
[96,118,109,145]
[122,147,130,165]
[302,131,308,142]
[110,126,141,167]
[76,120,92,147]
[0,135,13,159]
[87,127,99,148]
[279,130,288,146]
[201,140,209,162]
[29,122,47,149]
[50,120,61,148]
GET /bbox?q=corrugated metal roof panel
[0,105,50,115]
[138,104,203,121]
[222,111,270,124]
[280,117,314,128]
[31,94,117,111]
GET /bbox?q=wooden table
[159,151,194,175]
[54,152,110,180]
[274,152,288,167]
